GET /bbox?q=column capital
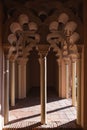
[9,58,16,62]
[9,54,17,62]
[71,58,77,63]
[17,58,28,65]
[70,54,77,63]
[38,44,50,58]
[77,53,81,60]
[56,58,62,66]
[3,44,11,57]
[63,57,70,65]
[77,45,83,53]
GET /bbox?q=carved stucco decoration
[38,44,50,58]
[47,12,80,61]
[8,14,40,61]
[58,13,69,24]
[64,21,77,36]
[18,14,29,25]
[6,1,82,61]
[49,21,59,32]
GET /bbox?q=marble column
[77,54,81,125]
[61,59,66,98]
[10,61,15,106]
[18,58,28,99]
[38,44,49,124]
[4,58,9,124]
[65,59,69,99]
[72,60,77,106]
[56,59,62,97]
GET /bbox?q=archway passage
[7,47,78,129]
[8,95,77,129]
[26,47,40,98]
[47,48,58,97]
[2,0,83,128]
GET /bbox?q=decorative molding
[17,58,28,65]
[38,44,50,58]
[63,57,70,65]
[7,15,40,60]
[6,1,82,61]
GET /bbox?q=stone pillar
[65,59,69,99]
[0,2,3,44]
[77,54,81,125]
[18,58,28,99]
[0,1,4,129]
[38,44,49,124]
[10,61,15,106]
[80,46,84,127]
[72,60,77,106]
[83,0,87,129]
[56,59,62,97]
[4,58,9,124]
[61,59,66,98]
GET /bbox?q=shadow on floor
[3,120,83,129]
[10,87,62,110]
[5,87,82,129]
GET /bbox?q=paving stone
[3,88,82,129]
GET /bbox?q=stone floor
[3,87,82,129]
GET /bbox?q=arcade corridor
[3,88,79,129]
[0,0,86,129]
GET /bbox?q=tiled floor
[4,87,79,129]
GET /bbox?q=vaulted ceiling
[2,0,83,23]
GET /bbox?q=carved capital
[38,44,50,58]
[9,55,17,62]
[3,44,11,56]
[77,45,82,53]
[71,57,77,63]
[56,58,62,66]
[77,53,81,60]
[17,58,28,65]
[63,57,70,65]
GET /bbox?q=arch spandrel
[2,0,83,62]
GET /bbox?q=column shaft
[65,64,69,98]
[18,64,22,99]
[4,58,9,124]
[77,58,81,125]
[0,2,4,129]
[18,59,27,99]
[72,62,77,106]
[40,57,47,124]
[10,61,15,106]
[81,46,84,127]
[61,59,66,98]
[58,60,62,97]
[18,64,26,98]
